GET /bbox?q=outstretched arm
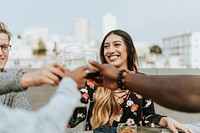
[0,62,65,95]
[0,70,24,94]
[20,62,65,88]
[0,66,88,133]
[125,73,200,112]
[89,60,200,112]
[0,77,81,133]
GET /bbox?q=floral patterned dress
[68,80,165,131]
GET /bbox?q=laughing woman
[68,30,192,133]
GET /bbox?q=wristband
[117,69,127,90]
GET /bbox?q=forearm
[0,70,24,95]
[125,73,200,112]
[35,77,81,132]
[0,77,81,133]
[19,71,35,88]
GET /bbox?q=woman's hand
[159,117,193,133]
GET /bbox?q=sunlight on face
[0,33,10,70]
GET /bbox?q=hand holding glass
[84,51,100,78]
[62,46,99,78]
[117,123,137,133]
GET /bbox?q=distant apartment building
[102,12,117,36]
[23,27,49,49]
[163,32,200,68]
[7,24,99,69]
[74,18,91,43]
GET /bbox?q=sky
[1,0,200,44]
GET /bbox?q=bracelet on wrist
[117,69,128,90]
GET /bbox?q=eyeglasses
[0,45,12,53]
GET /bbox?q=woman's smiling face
[103,34,128,69]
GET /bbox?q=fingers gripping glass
[0,45,11,53]
[59,46,100,78]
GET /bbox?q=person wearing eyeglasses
[0,22,31,110]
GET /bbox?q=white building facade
[163,32,200,68]
[102,12,117,36]
[74,18,91,43]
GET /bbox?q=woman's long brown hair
[92,29,139,129]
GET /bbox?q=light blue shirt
[0,77,81,133]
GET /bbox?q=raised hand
[88,60,119,90]
[20,62,65,88]
[65,66,89,90]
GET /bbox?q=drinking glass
[117,123,137,133]
[59,46,99,79]
[85,51,99,64]
[64,46,86,70]
[84,51,100,78]
[63,46,89,124]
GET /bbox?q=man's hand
[65,66,89,90]
[88,60,119,90]
[20,62,65,88]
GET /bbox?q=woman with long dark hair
[68,29,192,133]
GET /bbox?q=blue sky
[1,0,200,44]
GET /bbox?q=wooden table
[67,123,200,133]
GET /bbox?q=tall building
[74,18,91,43]
[163,32,200,68]
[102,12,117,36]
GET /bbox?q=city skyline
[1,0,200,44]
